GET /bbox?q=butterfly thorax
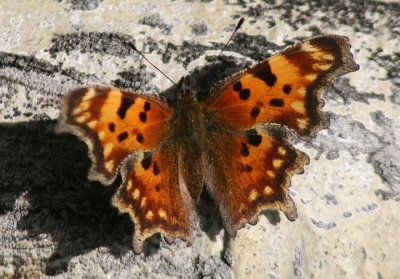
[171,79,207,200]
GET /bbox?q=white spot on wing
[105,160,114,172]
[140,197,147,208]
[305,73,317,81]
[146,210,153,220]
[103,143,113,158]
[82,88,96,101]
[248,189,259,202]
[273,159,284,169]
[278,147,287,156]
[75,112,91,123]
[264,185,274,195]
[290,101,306,114]
[301,41,320,52]
[158,209,167,220]
[87,120,97,129]
[98,131,106,140]
[133,188,140,200]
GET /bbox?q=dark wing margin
[202,35,359,140]
[204,126,309,235]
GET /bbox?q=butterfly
[56,34,359,254]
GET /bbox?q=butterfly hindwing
[204,127,309,235]
[56,87,173,184]
[202,35,359,139]
[112,141,194,254]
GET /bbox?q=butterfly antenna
[125,40,178,88]
[210,17,245,68]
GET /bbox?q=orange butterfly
[56,34,359,253]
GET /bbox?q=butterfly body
[170,76,207,201]
[57,35,359,253]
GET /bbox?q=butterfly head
[172,75,197,107]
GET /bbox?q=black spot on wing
[108,123,115,132]
[232,81,251,100]
[136,133,143,143]
[239,89,250,100]
[117,96,135,119]
[251,107,260,117]
[269,98,284,107]
[117,131,128,142]
[144,102,151,111]
[246,130,262,146]
[153,162,160,175]
[245,164,252,172]
[253,61,277,86]
[240,143,250,156]
[139,112,147,122]
[233,82,242,92]
[283,84,291,94]
[141,154,152,170]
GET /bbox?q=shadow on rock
[0,121,134,275]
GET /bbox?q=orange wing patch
[203,35,359,139]
[204,127,309,235]
[56,87,173,184]
[112,142,194,254]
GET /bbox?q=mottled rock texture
[1,0,399,278]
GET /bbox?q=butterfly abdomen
[173,92,207,201]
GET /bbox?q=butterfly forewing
[56,87,173,184]
[202,35,359,140]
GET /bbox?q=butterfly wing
[204,127,308,235]
[202,35,359,140]
[202,35,359,234]
[57,87,193,252]
[57,87,173,184]
[112,141,195,254]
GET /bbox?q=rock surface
[1,0,399,278]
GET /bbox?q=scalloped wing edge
[55,87,171,186]
[215,126,310,237]
[206,34,359,141]
[110,154,197,254]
